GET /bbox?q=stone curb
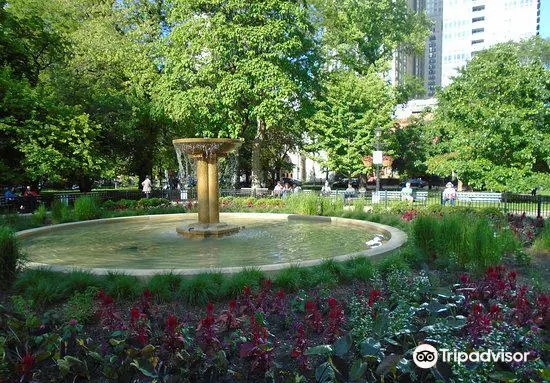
[17,213,408,277]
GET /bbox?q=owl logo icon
[413,344,438,368]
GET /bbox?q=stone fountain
[173,138,242,238]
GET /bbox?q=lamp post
[375,127,381,193]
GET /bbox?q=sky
[541,0,550,38]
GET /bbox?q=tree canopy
[427,38,550,192]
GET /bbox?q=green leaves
[428,37,550,192]
[307,69,394,177]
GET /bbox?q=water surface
[21,217,376,269]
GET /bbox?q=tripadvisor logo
[412,344,530,369]
[413,344,438,368]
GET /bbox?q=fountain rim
[172,138,243,144]
[16,213,407,277]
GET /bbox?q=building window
[472,16,485,22]
[472,28,484,34]
[472,39,484,45]
[472,5,485,11]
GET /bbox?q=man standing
[142,176,152,198]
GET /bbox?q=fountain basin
[17,213,407,277]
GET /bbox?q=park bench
[237,187,270,197]
[372,190,428,205]
[456,192,501,204]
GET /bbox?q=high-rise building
[393,0,541,98]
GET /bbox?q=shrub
[285,193,320,215]
[31,204,48,225]
[179,273,223,304]
[273,265,314,291]
[51,200,64,223]
[412,214,439,259]
[532,219,550,252]
[319,196,343,217]
[222,268,264,297]
[74,196,101,221]
[147,273,183,301]
[0,226,22,289]
[138,198,170,208]
[104,273,139,298]
[60,271,103,295]
[63,286,99,324]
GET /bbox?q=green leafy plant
[31,204,48,225]
[179,273,223,305]
[74,196,101,221]
[63,286,99,324]
[0,226,22,289]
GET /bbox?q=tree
[156,0,321,188]
[313,0,430,74]
[307,70,393,178]
[395,74,427,105]
[427,38,550,192]
[305,0,429,180]
[387,115,432,179]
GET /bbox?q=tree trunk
[251,117,265,189]
[78,177,93,193]
[233,149,241,189]
[300,154,307,183]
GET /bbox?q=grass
[74,196,101,221]
[179,272,224,305]
[147,273,183,301]
[0,226,22,289]
[533,219,550,252]
[411,212,520,273]
[103,273,140,299]
[221,268,264,296]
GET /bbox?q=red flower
[368,290,381,307]
[19,353,34,374]
[305,300,316,311]
[508,271,517,284]
[328,297,337,309]
[229,299,237,311]
[130,307,140,323]
[243,286,251,296]
[165,314,178,333]
[459,274,470,284]
[143,288,151,300]
[276,289,285,299]
[206,302,214,316]
[472,303,484,316]
[262,279,273,290]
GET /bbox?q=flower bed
[1,266,547,382]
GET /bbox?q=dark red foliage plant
[216,299,241,331]
[305,300,323,333]
[290,324,309,371]
[129,307,150,346]
[196,302,221,355]
[239,314,273,375]
[325,297,345,343]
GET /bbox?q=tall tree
[427,38,550,192]
[156,0,320,188]
[306,0,430,179]
[307,70,393,178]
[313,0,430,74]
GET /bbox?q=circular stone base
[176,222,241,238]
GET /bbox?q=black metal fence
[2,188,549,217]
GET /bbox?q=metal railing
[2,188,549,217]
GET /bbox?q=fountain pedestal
[173,138,242,238]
